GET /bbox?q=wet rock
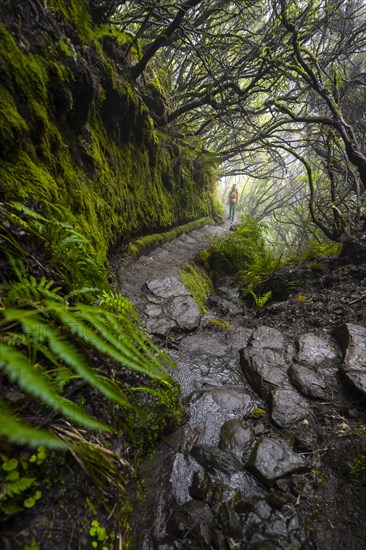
[179,332,227,357]
[210,387,253,413]
[292,419,319,452]
[288,363,328,399]
[169,453,205,505]
[145,304,162,317]
[145,276,189,298]
[188,388,252,445]
[218,501,242,538]
[145,316,176,337]
[240,348,291,398]
[188,471,255,515]
[334,323,366,395]
[230,326,253,351]
[166,499,214,546]
[249,326,286,350]
[191,444,243,475]
[266,490,289,509]
[248,437,309,487]
[219,419,255,462]
[248,542,276,550]
[270,389,310,428]
[218,298,242,315]
[295,332,341,366]
[168,295,201,330]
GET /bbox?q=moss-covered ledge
[120,217,214,261]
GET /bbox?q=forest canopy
[93,0,366,250]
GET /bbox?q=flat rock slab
[271,389,310,428]
[179,332,228,357]
[296,332,341,366]
[249,326,286,350]
[210,387,254,413]
[248,437,309,487]
[145,276,189,298]
[288,363,328,399]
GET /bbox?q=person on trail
[227,183,239,221]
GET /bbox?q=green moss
[351,445,366,487]
[250,407,267,418]
[0,86,29,154]
[180,261,214,314]
[0,154,60,202]
[206,318,235,331]
[0,3,218,282]
[47,0,93,40]
[125,218,213,259]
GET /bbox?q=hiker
[227,183,239,221]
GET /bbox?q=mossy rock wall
[0,0,218,266]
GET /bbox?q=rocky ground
[4,222,365,549]
[118,225,366,550]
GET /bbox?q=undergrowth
[208,215,277,299]
[179,261,214,314]
[0,200,181,511]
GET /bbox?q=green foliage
[248,290,272,311]
[206,318,235,331]
[289,240,342,263]
[179,261,214,314]
[249,407,267,418]
[89,519,116,549]
[208,215,276,295]
[1,201,107,293]
[24,539,39,550]
[0,22,218,283]
[0,448,47,515]
[0,280,176,446]
[350,445,366,487]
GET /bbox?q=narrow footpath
[116,222,366,550]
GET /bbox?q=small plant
[24,539,39,550]
[296,294,307,303]
[287,279,301,289]
[89,519,116,549]
[207,318,235,331]
[350,445,366,487]
[311,469,326,485]
[0,448,47,515]
[249,290,272,311]
[249,407,267,418]
[309,261,323,271]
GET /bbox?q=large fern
[0,201,180,496]
[0,282,175,448]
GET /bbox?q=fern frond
[0,341,110,432]
[66,305,173,380]
[4,276,64,307]
[20,315,133,410]
[67,287,100,299]
[0,399,67,449]
[98,291,139,320]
